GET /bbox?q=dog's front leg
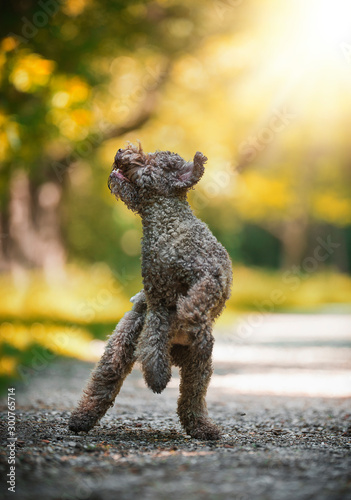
[137,307,172,394]
[177,275,221,359]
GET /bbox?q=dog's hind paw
[183,418,222,440]
[68,412,99,434]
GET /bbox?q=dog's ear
[175,151,207,189]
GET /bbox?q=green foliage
[1,0,351,273]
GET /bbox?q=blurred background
[0,0,351,393]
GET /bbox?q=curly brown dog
[69,143,232,440]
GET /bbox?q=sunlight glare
[301,0,351,56]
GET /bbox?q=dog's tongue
[111,169,130,182]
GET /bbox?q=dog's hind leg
[171,344,221,440]
[68,290,147,433]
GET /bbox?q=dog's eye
[161,161,173,172]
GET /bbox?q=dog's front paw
[138,338,172,394]
[142,362,172,394]
[177,297,201,328]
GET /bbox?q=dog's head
[108,142,207,212]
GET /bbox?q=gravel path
[1,315,351,500]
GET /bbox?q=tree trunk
[0,61,172,276]
[4,170,66,278]
[279,217,309,269]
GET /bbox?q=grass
[227,266,351,313]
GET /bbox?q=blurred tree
[0,0,242,274]
[1,0,350,275]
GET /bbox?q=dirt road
[1,314,350,499]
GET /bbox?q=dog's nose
[114,149,123,165]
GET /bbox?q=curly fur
[69,143,232,440]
